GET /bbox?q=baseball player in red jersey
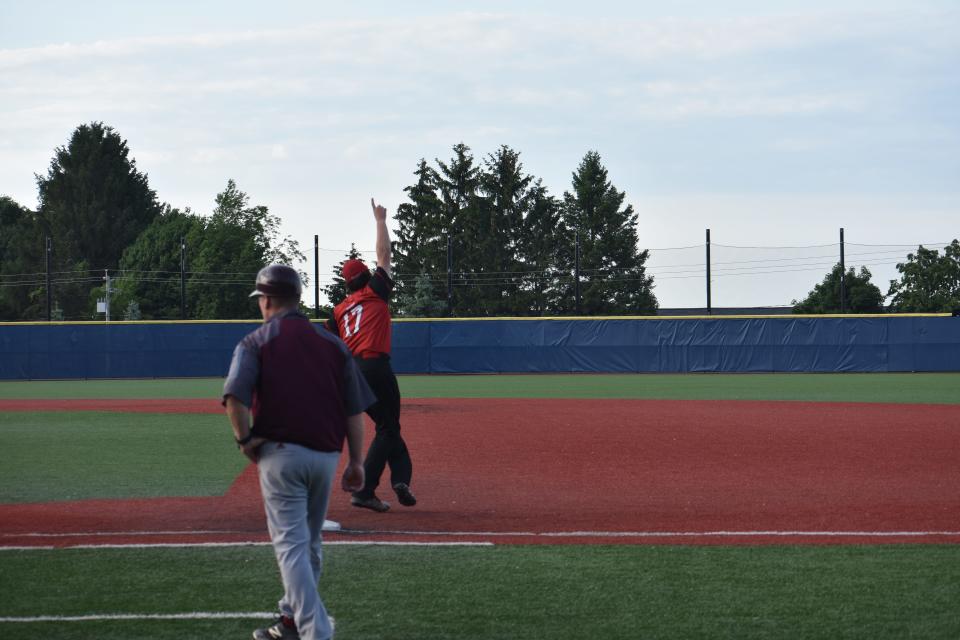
[326,198,415,512]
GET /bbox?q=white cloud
[1,5,956,308]
[189,148,231,164]
[2,9,954,70]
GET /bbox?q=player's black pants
[354,355,412,498]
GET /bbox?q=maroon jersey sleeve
[324,317,339,336]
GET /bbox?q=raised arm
[372,198,391,278]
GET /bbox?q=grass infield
[1,545,959,640]
[1,412,245,503]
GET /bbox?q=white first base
[322,519,341,532]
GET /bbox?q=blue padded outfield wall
[0,316,958,380]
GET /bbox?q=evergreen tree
[435,143,484,315]
[393,159,446,314]
[792,264,885,313]
[394,145,659,317]
[477,146,531,315]
[0,196,46,320]
[517,182,568,315]
[38,122,162,265]
[395,272,447,317]
[35,123,162,318]
[887,240,960,312]
[123,300,142,321]
[561,151,657,315]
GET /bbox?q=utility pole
[839,228,846,314]
[314,235,320,319]
[706,229,712,315]
[574,231,581,315]
[45,236,52,321]
[103,269,113,322]
[180,237,186,320]
[446,235,453,316]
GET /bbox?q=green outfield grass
[1,545,958,640]
[1,372,959,403]
[1,412,245,503]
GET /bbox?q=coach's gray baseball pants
[258,441,339,640]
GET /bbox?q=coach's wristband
[236,432,255,446]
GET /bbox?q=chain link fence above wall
[0,235,953,321]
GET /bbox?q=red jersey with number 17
[332,267,393,358]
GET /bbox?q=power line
[712,242,838,250]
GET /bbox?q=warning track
[2,397,959,547]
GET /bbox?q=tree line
[1,122,958,321]
[0,123,303,321]
[367,143,656,317]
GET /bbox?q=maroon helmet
[249,264,302,298]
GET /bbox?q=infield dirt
[2,397,958,546]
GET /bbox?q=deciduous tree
[112,206,205,319]
[887,241,960,312]
[792,264,885,313]
[114,180,305,320]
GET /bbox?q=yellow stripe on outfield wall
[0,312,951,327]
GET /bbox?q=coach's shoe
[351,493,390,512]
[392,482,417,507]
[253,615,300,640]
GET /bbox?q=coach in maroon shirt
[224,264,374,640]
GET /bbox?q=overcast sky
[2,0,957,308]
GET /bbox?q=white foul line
[5,528,960,540]
[0,540,493,550]
[0,611,275,623]
[1,529,958,551]
[340,529,960,538]
[0,530,260,538]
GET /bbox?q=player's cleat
[252,615,300,640]
[351,493,390,512]
[392,482,417,507]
